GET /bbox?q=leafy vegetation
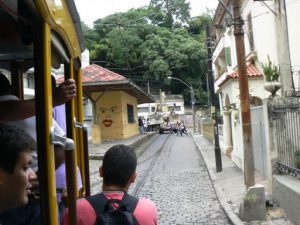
[262,55,280,82]
[81,0,214,107]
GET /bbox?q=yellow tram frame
[0,1,86,224]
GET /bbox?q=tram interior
[0,1,36,71]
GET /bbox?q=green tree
[150,0,191,28]
[82,6,213,106]
[81,22,98,50]
[187,11,213,41]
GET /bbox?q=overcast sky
[74,0,219,27]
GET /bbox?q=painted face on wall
[99,106,121,127]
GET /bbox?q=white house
[212,0,300,168]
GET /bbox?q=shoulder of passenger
[77,198,94,210]
[137,198,157,209]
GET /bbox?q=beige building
[82,64,154,143]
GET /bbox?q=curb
[214,182,244,225]
[128,132,157,151]
[89,132,157,160]
[191,133,244,225]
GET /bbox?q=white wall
[219,78,268,108]
[231,108,244,169]
[250,2,278,66]
[286,0,300,90]
[246,0,300,90]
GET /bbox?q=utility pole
[147,81,150,94]
[191,85,196,133]
[206,25,222,172]
[274,0,294,95]
[232,0,255,188]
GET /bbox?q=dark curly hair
[0,123,36,173]
[102,144,137,187]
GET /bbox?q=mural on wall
[98,106,122,127]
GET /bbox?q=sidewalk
[191,132,295,225]
[88,132,157,160]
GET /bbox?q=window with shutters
[247,13,255,51]
[225,47,232,66]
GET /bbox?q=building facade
[82,64,154,143]
[212,0,300,167]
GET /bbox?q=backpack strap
[86,192,139,215]
[118,192,139,213]
[85,192,108,214]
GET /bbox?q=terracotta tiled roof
[82,64,126,82]
[218,63,263,87]
[54,64,154,103]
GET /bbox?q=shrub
[262,55,280,82]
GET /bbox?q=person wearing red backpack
[62,144,157,225]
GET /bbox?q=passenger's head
[0,73,11,96]
[0,124,37,212]
[100,144,137,189]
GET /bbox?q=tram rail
[131,134,170,196]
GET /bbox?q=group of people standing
[138,117,150,134]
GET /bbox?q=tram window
[0,0,85,224]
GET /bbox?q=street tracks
[130,134,170,196]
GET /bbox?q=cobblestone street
[89,134,231,225]
[133,134,230,225]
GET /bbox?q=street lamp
[167,76,196,133]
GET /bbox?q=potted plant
[262,55,281,97]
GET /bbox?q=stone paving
[88,133,159,194]
[89,159,102,194]
[191,133,296,225]
[89,134,231,224]
[130,134,230,225]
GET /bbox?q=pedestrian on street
[143,118,148,134]
[169,123,174,134]
[146,118,151,132]
[62,144,157,225]
[176,121,180,136]
[180,122,188,136]
[138,117,144,134]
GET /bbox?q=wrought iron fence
[269,97,300,178]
